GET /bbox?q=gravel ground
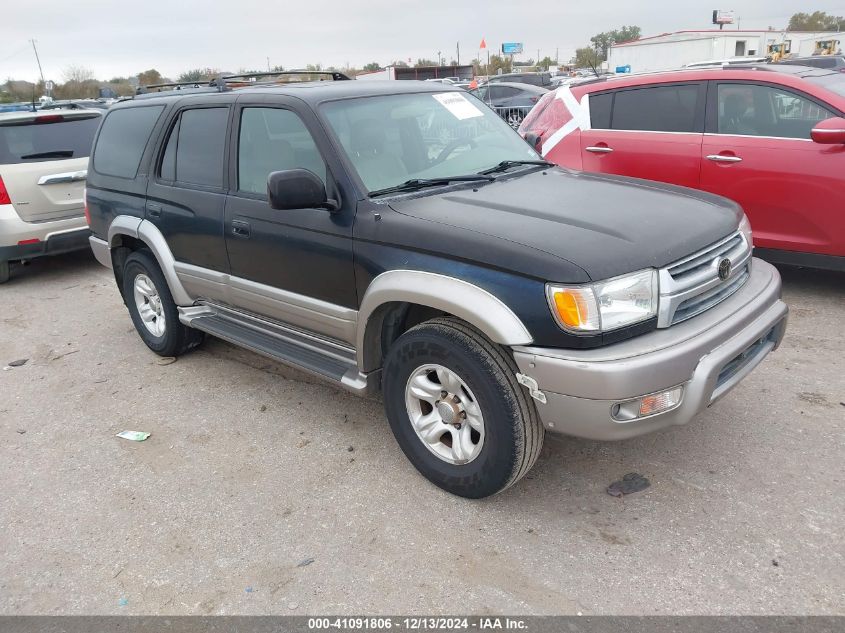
[0,251,842,615]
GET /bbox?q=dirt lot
[0,251,842,615]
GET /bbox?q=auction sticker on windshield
[432,92,483,120]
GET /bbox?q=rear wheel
[383,317,544,498]
[0,260,9,284]
[122,250,203,357]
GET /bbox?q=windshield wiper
[479,159,553,175]
[369,175,494,198]
[20,150,74,160]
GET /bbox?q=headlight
[739,214,753,247]
[547,269,658,333]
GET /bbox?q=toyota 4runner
[86,77,788,498]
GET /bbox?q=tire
[122,250,203,357]
[507,112,524,129]
[383,317,544,498]
[0,260,9,284]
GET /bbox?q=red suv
[520,65,845,271]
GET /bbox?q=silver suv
[0,109,102,283]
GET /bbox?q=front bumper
[512,258,788,440]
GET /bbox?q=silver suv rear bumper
[512,258,788,440]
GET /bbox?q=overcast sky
[2,1,845,82]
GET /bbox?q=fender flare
[356,270,533,373]
[107,215,193,306]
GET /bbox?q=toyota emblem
[717,258,732,280]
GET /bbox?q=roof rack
[136,70,352,95]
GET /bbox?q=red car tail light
[0,176,11,205]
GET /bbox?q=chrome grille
[657,230,752,328]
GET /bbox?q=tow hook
[516,373,547,404]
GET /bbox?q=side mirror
[524,132,543,152]
[811,117,845,144]
[267,169,339,212]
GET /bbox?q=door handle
[231,220,251,238]
[146,202,162,218]
[585,146,614,154]
[706,154,742,164]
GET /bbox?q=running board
[179,304,376,396]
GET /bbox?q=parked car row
[520,63,845,270]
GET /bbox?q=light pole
[437,51,442,66]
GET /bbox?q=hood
[388,168,743,282]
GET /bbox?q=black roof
[471,81,549,93]
[121,79,464,108]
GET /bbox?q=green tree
[538,56,556,70]
[392,60,409,68]
[574,47,601,68]
[589,26,642,61]
[137,69,162,86]
[788,11,845,30]
[414,58,438,67]
[177,68,219,83]
[486,54,512,75]
[362,62,381,72]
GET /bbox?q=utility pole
[30,39,45,85]
[456,42,460,65]
[266,57,271,71]
[437,50,442,66]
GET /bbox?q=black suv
[86,77,788,498]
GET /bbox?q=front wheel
[506,111,524,129]
[383,317,544,498]
[122,250,203,357]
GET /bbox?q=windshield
[806,72,845,99]
[321,91,541,193]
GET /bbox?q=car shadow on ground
[774,262,844,294]
[3,250,101,286]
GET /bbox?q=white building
[608,30,844,73]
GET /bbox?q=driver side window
[716,83,834,140]
[237,107,327,195]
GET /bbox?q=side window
[611,84,700,133]
[93,106,163,178]
[488,85,506,100]
[170,108,228,187]
[716,83,834,139]
[589,92,613,129]
[238,107,327,196]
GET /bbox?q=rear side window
[0,115,100,164]
[611,84,700,133]
[159,107,228,187]
[94,106,163,178]
[589,92,613,129]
